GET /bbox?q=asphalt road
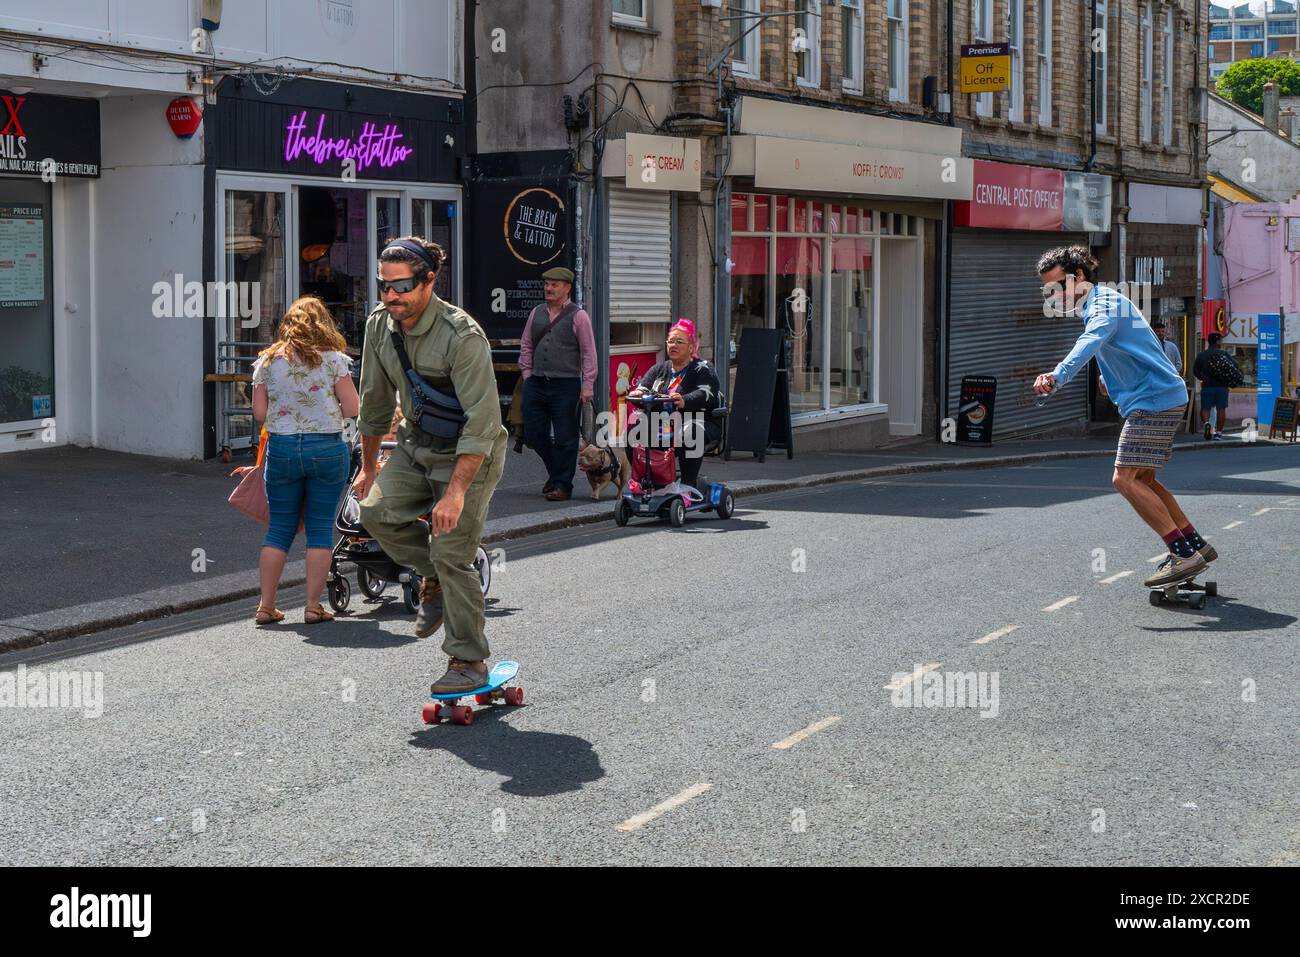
[2,446,1297,866]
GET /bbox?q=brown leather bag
[228,428,270,524]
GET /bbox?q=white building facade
[0,0,462,458]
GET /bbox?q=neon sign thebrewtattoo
[283,110,414,171]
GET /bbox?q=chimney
[1263,81,1280,133]
[1283,108,1297,143]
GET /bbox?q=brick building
[473,1,1210,449]
[948,0,1209,436]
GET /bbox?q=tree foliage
[1216,59,1300,116]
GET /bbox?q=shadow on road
[408,708,605,797]
[1140,595,1298,635]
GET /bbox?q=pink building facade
[1211,198,1300,424]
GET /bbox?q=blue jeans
[522,376,581,492]
[263,433,349,552]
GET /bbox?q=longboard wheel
[422,702,442,724]
[1190,594,1206,610]
[453,705,474,726]
[1205,581,1218,597]
[504,686,524,706]
[1148,591,1163,607]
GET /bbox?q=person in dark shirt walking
[1192,332,1241,441]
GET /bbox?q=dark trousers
[676,420,722,490]
[522,375,581,492]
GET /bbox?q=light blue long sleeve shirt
[1051,285,1188,418]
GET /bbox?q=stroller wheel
[328,577,351,613]
[403,576,422,615]
[357,568,388,600]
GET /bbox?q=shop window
[774,196,790,232]
[222,188,287,443]
[731,192,750,233]
[776,236,823,414]
[729,236,770,394]
[790,199,809,233]
[0,184,55,427]
[412,198,457,303]
[753,195,770,231]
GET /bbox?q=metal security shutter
[947,230,1091,439]
[608,185,671,322]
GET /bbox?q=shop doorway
[214,175,460,454]
[878,234,922,435]
[0,178,55,429]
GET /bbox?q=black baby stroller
[326,438,491,614]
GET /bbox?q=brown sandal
[255,605,285,625]
[304,605,335,625]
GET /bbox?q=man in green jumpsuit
[354,237,507,694]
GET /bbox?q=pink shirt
[518,300,597,393]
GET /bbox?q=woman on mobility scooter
[617,319,734,527]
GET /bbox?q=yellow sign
[960,43,1010,94]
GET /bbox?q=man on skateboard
[1033,245,1217,589]
[354,237,508,694]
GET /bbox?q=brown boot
[414,577,444,639]
[430,658,489,695]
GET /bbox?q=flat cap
[542,266,575,283]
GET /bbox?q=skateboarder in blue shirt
[1032,245,1218,589]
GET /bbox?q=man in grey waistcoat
[517,266,597,501]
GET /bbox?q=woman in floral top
[251,296,360,625]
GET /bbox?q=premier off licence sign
[960,43,1010,94]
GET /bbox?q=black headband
[382,240,437,273]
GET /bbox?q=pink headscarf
[670,317,701,360]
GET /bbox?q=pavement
[1,446,1296,865]
[0,427,1289,650]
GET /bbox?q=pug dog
[577,440,628,501]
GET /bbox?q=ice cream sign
[624,133,701,192]
[283,110,414,173]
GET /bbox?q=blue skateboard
[421,661,523,726]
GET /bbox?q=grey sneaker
[1144,552,1208,588]
[1198,543,1219,564]
[414,577,444,639]
[430,658,489,695]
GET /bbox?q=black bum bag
[390,330,467,441]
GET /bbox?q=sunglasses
[378,276,421,295]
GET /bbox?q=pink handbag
[228,429,271,524]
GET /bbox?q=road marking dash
[883,662,941,691]
[772,715,842,750]
[1223,521,1243,530]
[1148,552,1169,564]
[973,625,1019,645]
[1099,570,1133,585]
[616,783,712,832]
[1042,596,1080,612]
[1253,508,1270,516]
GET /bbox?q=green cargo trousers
[358,428,505,661]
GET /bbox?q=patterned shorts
[1115,406,1186,470]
